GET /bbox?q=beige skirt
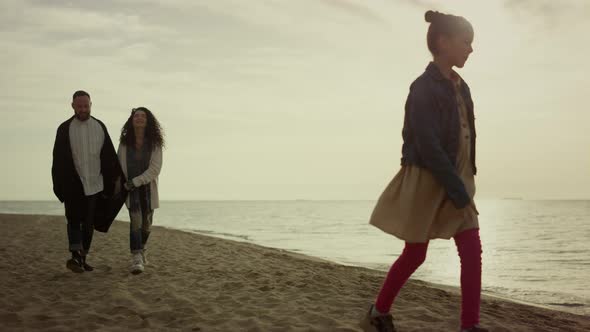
[369,165,479,243]
[373,74,479,243]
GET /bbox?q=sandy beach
[0,213,588,331]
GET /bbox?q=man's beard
[75,112,90,121]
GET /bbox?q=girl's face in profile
[439,31,474,68]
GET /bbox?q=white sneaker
[141,249,148,265]
[130,253,144,274]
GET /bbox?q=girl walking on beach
[118,107,164,274]
[360,11,488,332]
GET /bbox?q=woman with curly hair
[118,107,164,274]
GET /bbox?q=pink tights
[374,228,482,329]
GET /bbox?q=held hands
[124,181,137,192]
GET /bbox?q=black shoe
[66,255,84,273]
[359,305,397,332]
[461,325,489,332]
[81,257,94,272]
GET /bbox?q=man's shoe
[81,256,94,272]
[66,255,84,273]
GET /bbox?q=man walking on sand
[51,90,125,273]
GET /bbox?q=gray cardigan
[117,144,163,209]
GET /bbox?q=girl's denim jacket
[400,62,477,209]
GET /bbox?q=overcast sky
[1,0,589,200]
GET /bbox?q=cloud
[0,0,307,79]
[503,0,590,25]
[318,0,387,24]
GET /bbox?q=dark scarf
[127,143,152,212]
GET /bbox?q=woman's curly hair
[119,107,165,150]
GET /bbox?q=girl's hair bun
[425,10,440,23]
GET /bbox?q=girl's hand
[461,201,478,222]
